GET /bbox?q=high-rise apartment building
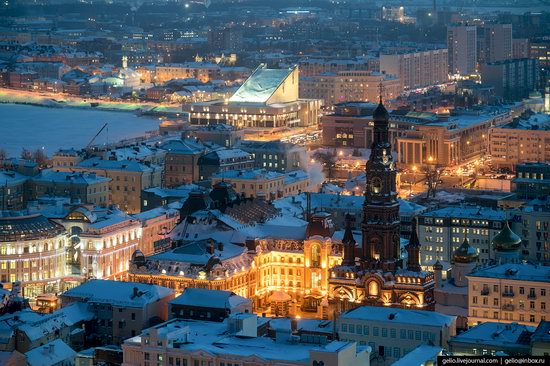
[380,48,448,90]
[480,58,539,101]
[478,23,513,64]
[448,24,477,75]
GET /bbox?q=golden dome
[453,237,479,263]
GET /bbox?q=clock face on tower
[371,177,383,194]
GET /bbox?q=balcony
[481,289,490,296]
[502,291,515,297]
[528,294,537,300]
[502,304,515,311]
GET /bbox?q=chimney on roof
[132,286,140,299]
[218,241,224,251]
[207,240,215,254]
[291,318,298,333]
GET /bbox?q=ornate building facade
[328,99,435,313]
[128,213,343,317]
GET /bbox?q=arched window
[368,281,379,297]
[311,244,321,268]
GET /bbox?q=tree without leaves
[33,149,49,167]
[424,165,443,199]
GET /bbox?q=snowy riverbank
[0,88,184,116]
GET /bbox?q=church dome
[373,100,389,122]
[453,237,479,263]
[492,222,521,252]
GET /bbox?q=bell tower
[361,98,401,272]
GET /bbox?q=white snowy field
[0,104,159,156]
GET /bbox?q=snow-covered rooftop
[25,339,76,366]
[169,288,250,310]
[32,169,111,185]
[61,280,174,308]
[341,306,455,327]
[421,206,505,221]
[150,239,246,264]
[212,168,283,181]
[468,262,550,283]
[125,317,365,363]
[450,322,534,348]
[392,345,443,366]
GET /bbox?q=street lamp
[410,165,418,197]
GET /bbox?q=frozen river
[0,104,159,156]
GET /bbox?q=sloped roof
[229,65,293,104]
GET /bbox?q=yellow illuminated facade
[128,236,343,316]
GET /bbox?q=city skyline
[0,0,549,365]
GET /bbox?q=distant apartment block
[299,70,402,106]
[448,24,477,75]
[380,48,448,90]
[480,58,539,101]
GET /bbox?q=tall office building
[447,24,477,75]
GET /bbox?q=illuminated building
[184,64,322,130]
[0,171,28,211]
[160,139,206,187]
[61,279,174,345]
[327,99,435,313]
[477,23,513,64]
[299,70,402,106]
[133,205,180,257]
[197,149,255,181]
[155,62,221,84]
[416,206,506,266]
[490,111,550,170]
[56,157,162,213]
[380,48,448,90]
[128,212,341,316]
[30,170,111,206]
[447,24,477,75]
[0,214,68,297]
[239,140,306,173]
[122,316,370,366]
[322,102,512,167]
[467,223,550,327]
[339,306,456,362]
[211,169,311,200]
[480,58,539,101]
[62,205,142,280]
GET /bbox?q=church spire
[342,213,356,266]
[405,218,422,272]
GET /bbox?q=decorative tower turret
[405,219,421,272]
